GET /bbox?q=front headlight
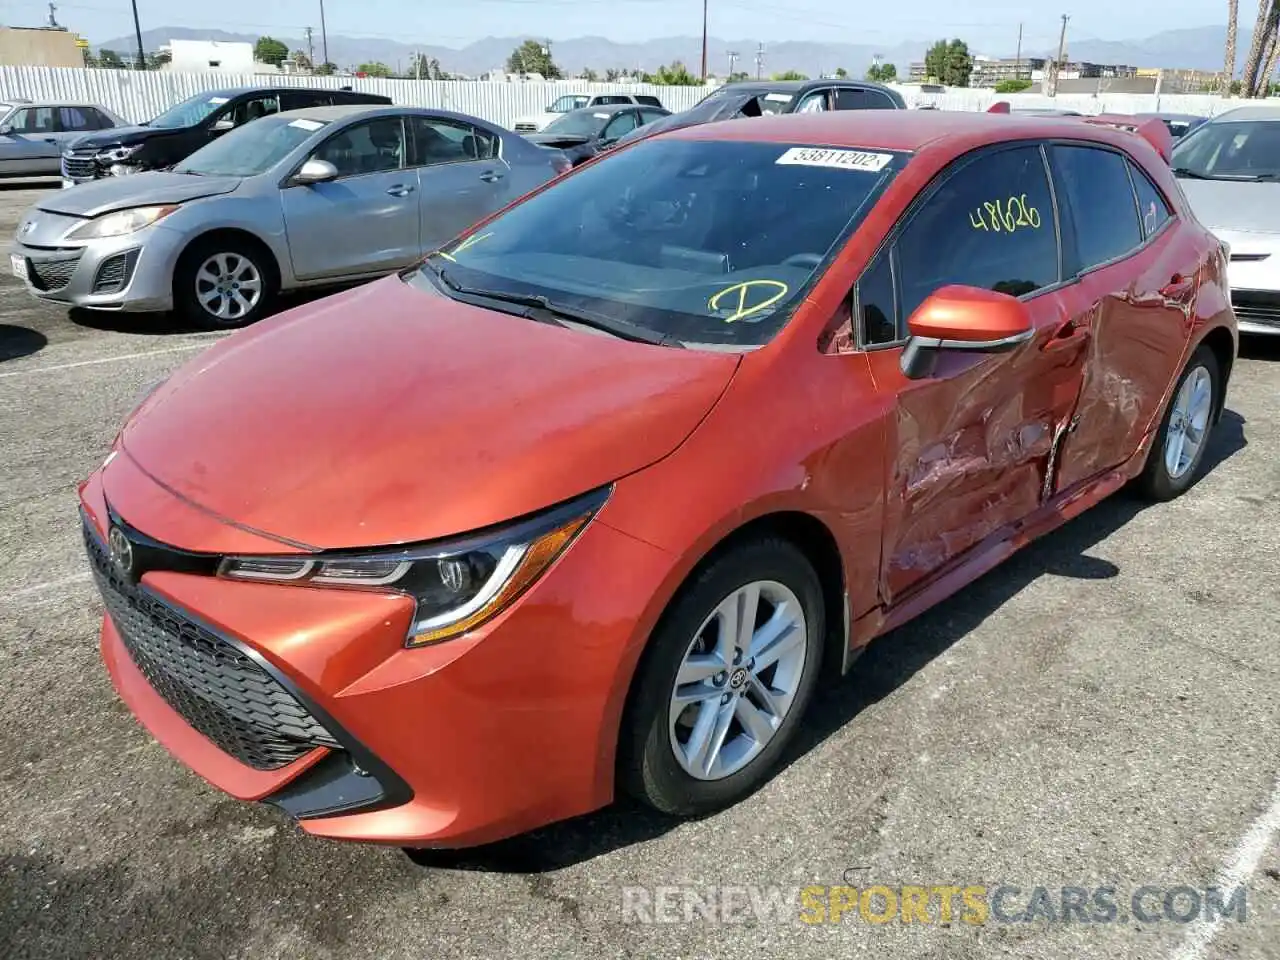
[66,205,178,241]
[96,143,143,164]
[218,488,609,647]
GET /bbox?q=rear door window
[1050,145,1143,271]
[57,106,95,131]
[635,95,663,108]
[1128,160,1173,239]
[834,88,898,110]
[894,144,1060,319]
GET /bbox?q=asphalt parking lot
[1,180,1278,960]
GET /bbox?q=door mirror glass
[900,285,1035,379]
[0,125,10,136]
[294,158,339,184]
[211,117,235,133]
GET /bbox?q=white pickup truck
[512,92,665,132]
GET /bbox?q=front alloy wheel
[195,252,263,324]
[620,537,825,816]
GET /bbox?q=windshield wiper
[1172,167,1212,179]
[423,257,684,348]
[1247,172,1280,181]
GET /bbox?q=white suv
[513,93,665,132]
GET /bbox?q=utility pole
[1014,23,1023,80]
[319,0,329,68]
[1051,14,1069,97]
[700,0,708,82]
[130,0,145,70]
[727,50,738,79]
[305,26,314,69]
[46,2,58,28]
[755,42,764,80]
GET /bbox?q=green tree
[291,49,312,71]
[358,61,392,77]
[865,62,897,82]
[772,69,808,80]
[254,36,289,67]
[507,39,562,78]
[315,61,337,76]
[727,71,750,82]
[581,67,599,81]
[96,48,123,68]
[834,66,848,78]
[994,77,1032,93]
[923,38,973,87]
[605,67,623,81]
[644,61,700,84]
[144,49,171,69]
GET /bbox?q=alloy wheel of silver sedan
[668,580,808,781]
[194,252,264,323]
[1163,364,1213,480]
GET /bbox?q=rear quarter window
[1050,144,1143,270]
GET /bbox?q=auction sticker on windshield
[209,97,230,104]
[289,118,325,130]
[776,147,894,171]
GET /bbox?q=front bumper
[12,225,181,312]
[1229,288,1280,336]
[81,467,674,847]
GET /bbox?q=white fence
[0,66,1263,129]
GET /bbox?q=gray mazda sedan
[12,104,569,328]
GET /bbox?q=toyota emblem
[108,526,133,576]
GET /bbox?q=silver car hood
[37,172,242,219]
[1178,177,1280,236]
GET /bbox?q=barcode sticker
[775,147,894,171]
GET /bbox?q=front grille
[92,249,139,294]
[27,252,82,292]
[1231,291,1280,329]
[84,521,339,770]
[514,122,538,132]
[61,153,98,179]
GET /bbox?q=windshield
[148,92,234,129]
[543,109,612,138]
[175,115,329,176]
[549,95,590,113]
[1170,119,1280,179]
[413,139,902,347]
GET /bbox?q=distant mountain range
[95,25,1246,78]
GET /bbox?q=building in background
[0,25,83,67]
[159,39,279,74]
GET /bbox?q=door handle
[1041,318,1090,352]
[386,184,415,197]
[1160,273,1195,301]
[479,169,505,182]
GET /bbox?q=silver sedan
[11,104,570,328]
[0,100,125,178]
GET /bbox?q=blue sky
[14,0,1252,52]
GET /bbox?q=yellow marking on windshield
[439,231,493,261]
[707,279,790,323]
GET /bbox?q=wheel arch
[1197,324,1236,423]
[174,227,284,295]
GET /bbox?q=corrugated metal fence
[0,66,1262,129]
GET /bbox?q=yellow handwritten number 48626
[969,194,1042,232]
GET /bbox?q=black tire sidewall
[620,537,826,816]
[1140,345,1219,501]
[174,239,275,330]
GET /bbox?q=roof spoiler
[988,101,1011,113]
[1082,114,1173,163]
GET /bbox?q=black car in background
[60,86,392,185]
[523,103,671,165]
[1133,112,1208,139]
[612,78,906,148]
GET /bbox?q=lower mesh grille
[85,521,338,770]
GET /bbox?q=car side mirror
[211,118,235,133]
[899,285,1035,380]
[0,124,11,136]
[292,158,339,185]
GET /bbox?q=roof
[4,100,112,109]
[275,104,410,122]
[1210,105,1280,122]
[669,109,1158,155]
[195,85,374,99]
[1134,112,1206,122]
[563,103,642,117]
[709,78,894,95]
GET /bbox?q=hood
[67,124,168,150]
[616,103,734,146]
[117,274,740,550]
[525,132,593,147]
[1177,177,1280,235]
[36,171,242,218]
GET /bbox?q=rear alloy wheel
[175,239,276,329]
[1137,344,1220,501]
[620,537,824,816]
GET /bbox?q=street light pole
[319,0,330,68]
[130,0,146,70]
[700,0,708,82]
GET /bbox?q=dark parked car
[524,103,671,165]
[613,79,905,148]
[1134,112,1208,139]
[60,86,392,186]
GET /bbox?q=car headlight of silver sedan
[218,488,609,647]
[66,205,179,240]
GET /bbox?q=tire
[1135,344,1220,501]
[619,537,825,816]
[173,235,277,330]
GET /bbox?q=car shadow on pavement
[405,410,1248,875]
[0,323,48,362]
[66,289,355,336]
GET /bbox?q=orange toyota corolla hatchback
[81,111,1236,848]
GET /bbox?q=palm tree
[1240,0,1275,97]
[1224,0,1239,95]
